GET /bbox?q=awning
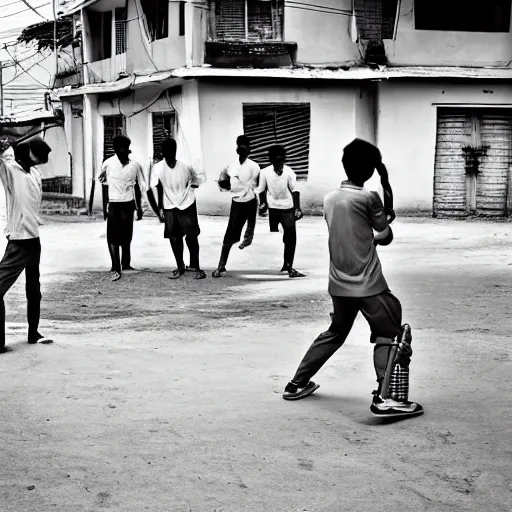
[56,71,175,98]
[57,0,100,15]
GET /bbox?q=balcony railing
[205,40,297,68]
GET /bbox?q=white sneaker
[371,394,423,418]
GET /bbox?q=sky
[0,0,56,46]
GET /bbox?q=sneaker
[282,381,320,401]
[28,334,54,345]
[370,394,423,418]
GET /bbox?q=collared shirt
[0,156,43,240]
[218,158,260,202]
[323,181,389,297]
[101,156,147,203]
[258,165,297,209]
[150,159,206,210]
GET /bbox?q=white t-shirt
[219,158,260,202]
[101,156,147,202]
[258,165,297,210]
[150,159,206,210]
[0,156,43,240]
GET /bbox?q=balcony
[205,40,297,68]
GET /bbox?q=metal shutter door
[152,112,175,161]
[243,103,311,179]
[476,112,512,216]
[215,0,246,39]
[433,110,471,217]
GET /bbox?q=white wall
[377,81,512,213]
[387,0,512,67]
[196,79,360,215]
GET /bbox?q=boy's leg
[164,208,186,279]
[106,203,122,281]
[108,244,122,280]
[359,291,423,416]
[283,296,359,400]
[239,198,258,249]
[213,201,246,277]
[121,202,135,270]
[280,210,304,278]
[169,237,185,274]
[0,240,34,351]
[180,202,206,279]
[25,239,52,344]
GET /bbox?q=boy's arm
[287,169,303,220]
[218,166,231,191]
[369,191,393,246]
[147,163,164,221]
[376,162,395,223]
[257,171,268,214]
[190,164,206,189]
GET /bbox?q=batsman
[281,138,423,418]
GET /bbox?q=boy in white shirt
[212,135,260,278]
[147,138,207,280]
[258,144,305,278]
[0,137,54,352]
[98,135,147,282]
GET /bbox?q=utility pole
[0,62,3,117]
[52,0,58,88]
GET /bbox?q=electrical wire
[0,1,50,19]
[3,44,50,87]
[19,0,48,20]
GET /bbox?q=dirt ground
[0,214,511,512]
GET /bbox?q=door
[433,108,512,217]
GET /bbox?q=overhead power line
[19,0,48,20]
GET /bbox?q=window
[140,0,169,41]
[212,0,283,41]
[355,0,399,40]
[115,8,127,55]
[103,115,126,161]
[243,103,311,179]
[152,112,176,162]
[88,10,112,61]
[415,0,511,32]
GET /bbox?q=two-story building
[56,0,512,217]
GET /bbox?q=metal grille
[152,112,176,161]
[103,115,125,161]
[243,103,311,179]
[355,0,398,40]
[115,8,127,55]
[213,0,282,40]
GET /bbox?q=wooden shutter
[103,115,125,161]
[433,110,471,217]
[215,0,246,39]
[152,112,175,161]
[115,8,127,55]
[243,103,311,179]
[476,112,512,216]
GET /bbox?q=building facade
[56,0,512,217]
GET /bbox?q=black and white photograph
[0,0,510,511]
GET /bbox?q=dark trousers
[0,238,42,349]
[291,291,402,387]
[269,208,296,266]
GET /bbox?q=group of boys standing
[0,132,424,420]
[99,134,306,282]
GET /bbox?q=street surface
[1,214,511,512]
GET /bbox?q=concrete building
[56,0,512,217]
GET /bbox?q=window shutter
[248,1,273,40]
[355,0,398,40]
[243,103,311,179]
[215,0,246,39]
[115,8,127,55]
[103,115,125,161]
[152,112,175,161]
